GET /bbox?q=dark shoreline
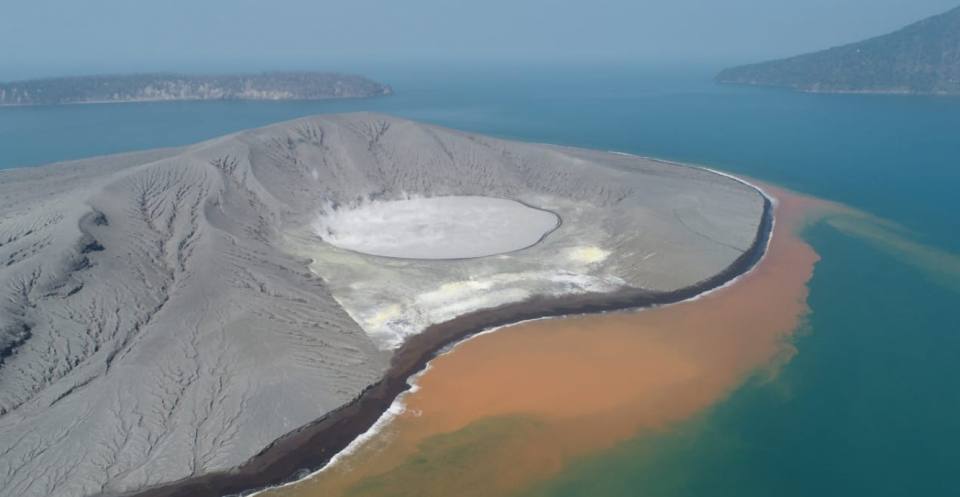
[120,195,773,497]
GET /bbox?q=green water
[1,63,958,495]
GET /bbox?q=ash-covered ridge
[0,113,765,497]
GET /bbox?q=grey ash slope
[0,127,389,497]
[0,113,764,497]
[717,6,960,94]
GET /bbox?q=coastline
[0,92,393,109]
[119,170,774,497]
[714,80,960,96]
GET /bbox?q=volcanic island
[0,113,770,497]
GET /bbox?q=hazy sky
[2,0,957,78]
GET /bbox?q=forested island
[0,72,392,106]
[717,6,960,95]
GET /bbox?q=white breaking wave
[247,363,433,497]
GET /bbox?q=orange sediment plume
[263,185,830,497]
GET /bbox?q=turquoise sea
[1,63,958,495]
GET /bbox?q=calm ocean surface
[1,64,958,495]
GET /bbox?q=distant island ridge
[717,5,960,95]
[0,72,392,106]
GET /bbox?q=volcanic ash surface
[0,113,765,497]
